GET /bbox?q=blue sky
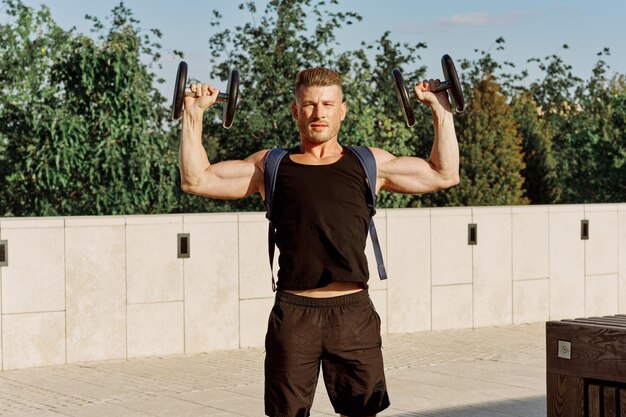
[11,0,626,99]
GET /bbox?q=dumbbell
[170,61,240,129]
[391,54,465,127]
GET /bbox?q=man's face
[292,85,346,145]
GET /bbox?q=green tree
[0,0,72,215]
[445,74,527,206]
[5,0,623,215]
[510,92,560,204]
[608,88,626,200]
[436,40,527,206]
[51,4,182,214]
[526,48,626,203]
[0,0,182,216]
[525,47,584,203]
[565,52,626,202]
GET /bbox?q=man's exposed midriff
[284,281,364,298]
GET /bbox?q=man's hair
[295,67,342,92]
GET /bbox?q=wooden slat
[584,316,626,325]
[547,372,584,417]
[599,315,626,324]
[605,386,617,417]
[620,387,626,417]
[566,318,626,328]
[588,383,601,417]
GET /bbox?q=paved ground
[0,323,546,417]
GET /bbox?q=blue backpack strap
[263,148,290,291]
[346,146,388,280]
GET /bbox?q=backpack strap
[346,146,388,281]
[263,148,290,291]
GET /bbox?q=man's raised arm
[374,78,460,195]
[178,82,266,200]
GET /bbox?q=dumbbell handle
[406,80,451,100]
[184,88,229,104]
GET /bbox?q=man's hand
[413,79,452,113]
[183,83,220,119]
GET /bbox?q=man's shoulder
[365,146,395,165]
[245,149,271,166]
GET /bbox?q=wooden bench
[546,315,626,417]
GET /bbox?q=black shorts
[264,289,390,417]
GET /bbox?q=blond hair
[295,67,342,92]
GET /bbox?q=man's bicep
[371,148,439,194]
[189,150,267,199]
[378,156,439,194]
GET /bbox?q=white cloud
[438,11,526,26]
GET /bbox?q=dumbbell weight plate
[222,69,239,129]
[170,62,240,127]
[391,68,416,128]
[440,54,465,113]
[171,61,188,120]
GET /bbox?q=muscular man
[179,68,459,417]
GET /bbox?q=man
[179,67,459,417]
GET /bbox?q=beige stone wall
[0,203,624,370]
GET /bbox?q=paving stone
[0,323,546,417]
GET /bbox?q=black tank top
[271,149,371,290]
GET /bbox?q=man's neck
[298,138,343,159]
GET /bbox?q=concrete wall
[0,204,624,370]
